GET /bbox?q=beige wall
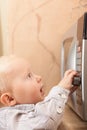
[0,1,3,56]
[0,0,9,55]
[0,18,3,56]
[0,0,87,94]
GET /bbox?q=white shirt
[0,86,70,130]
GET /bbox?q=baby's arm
[34,70,77,130]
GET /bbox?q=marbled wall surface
[0,0,87,94]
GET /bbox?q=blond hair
[0,55,16,96]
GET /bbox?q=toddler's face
[10,58,45,104]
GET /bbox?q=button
[57,107,63,114]
[58,93,62,97]
[61,94,67,99]
[76,52,81,58]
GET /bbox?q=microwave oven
[61,12,87,121]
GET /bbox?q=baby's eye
[27,73,32,78]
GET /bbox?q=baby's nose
[36,75,42,83]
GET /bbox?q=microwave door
[61,12,87,121]
[82,39,87,120]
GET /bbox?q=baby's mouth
[40,88,42,92]
[40,85,45,95]
[40,86,43,92]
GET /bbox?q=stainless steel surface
[82,39,87,120]
[61,13,87,121]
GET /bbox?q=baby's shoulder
[0,107,8,128]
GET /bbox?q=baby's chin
[35,97,45,104]
[41,95,45,102]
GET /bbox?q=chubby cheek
[28,88,42,103]
[12,86,41,104]
[12,79,44,104]
[13,88,27,103]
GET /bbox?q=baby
[0,55,77,130]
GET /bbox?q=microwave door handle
[61,40,66,78]
[61,38,78,78]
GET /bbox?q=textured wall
[0,19,3,56]
[0,0,87,94]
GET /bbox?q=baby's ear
[0,93,16,106]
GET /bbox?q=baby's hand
[58,69,78,90]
